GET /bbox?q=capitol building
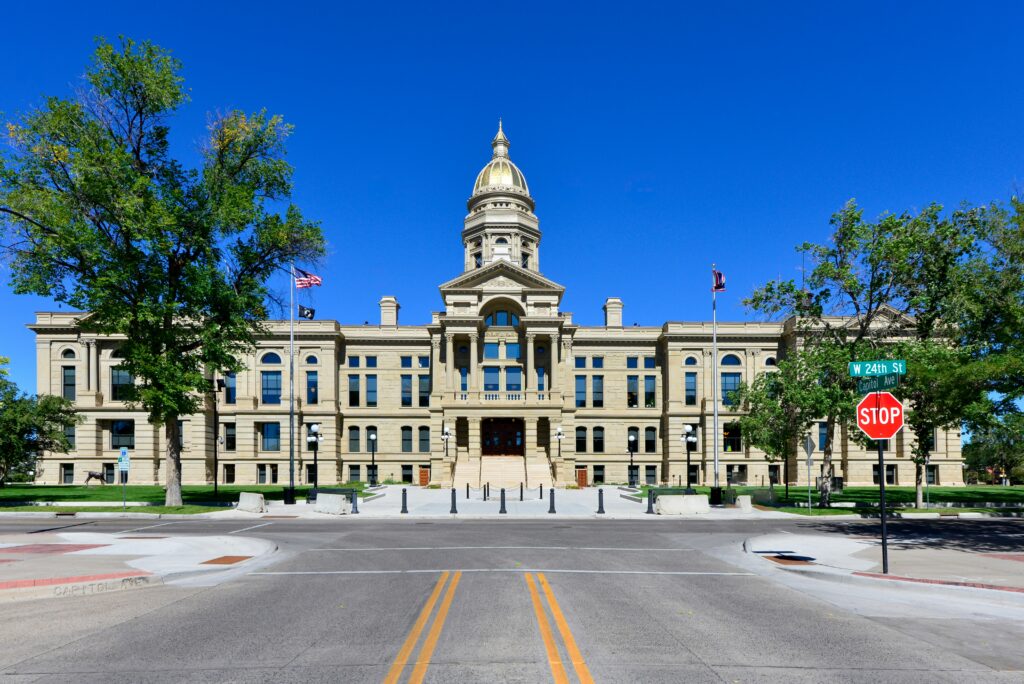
[30,124,963,489]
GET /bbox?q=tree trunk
[915,460,924,509]
[164,417,183,507]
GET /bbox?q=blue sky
[2,1,1023,393]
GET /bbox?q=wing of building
[29,123,963,489]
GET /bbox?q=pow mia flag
[298,305,316,320]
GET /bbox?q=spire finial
[491,119,510,158]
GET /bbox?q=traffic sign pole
[875,391,889,574]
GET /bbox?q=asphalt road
[2,518,1022,683]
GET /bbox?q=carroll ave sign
[856,391,905,440]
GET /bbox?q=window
[419,356,430,368]
[367,426,378,452]
[348,356,360,368]
[818,422,828,451]
[721,354,742,366]
[224,424,236,451]
[225,372,236,404]
[224,464,236,484]
[628,426,639,452]
[460,367,469,391]
[257,464,268,484]
[593,427,605,453]
[627,376,639,408]
[505,343,521,360]
[645,427,657,453]
[575,357,586,369]
[348,426,360,453]
[62,366,76,401]
[644,356,656,369]
[483,310,520,327]
[484,367,500,392]
[64,425,76,449]
[723,423,742,453]
[484,343,500,359]
[721,372,741,405]
[873,463,897,485]
[923,429,937,452]
[867,438,890,452]
[61,349,76,359]
[685,372,697,406]
[260,423,281,451]
[261,370,282,405]
[348,374,360,407]
[506,367,522,392]
[177,420,185,449]
[495,310,509,326]
[61,463,74,484]
[593,465,605,484]
[402,426,413,453]
[536,367,546,392]
[575,376,586,407]
[111,368,132,401]
[305,355,318,365]
[306,463,317,484]
[473,253,482,268]
[627,356,638,369]
[418,375,430,406]
[401,356,412,368]
[592,357,604,369]
[401,375,413,406]
[576,427,587,452]
[644,376,656,408]
[685,356,698,366]
[768,464,780,484]
[402,464,414,484]
[926,464,938,485]
[645,465,657,485]
[102,463,115,484]
[592,376,604,408]
[306,371,319,405]
[260,352,282,364]
[419,427,430,453]
[111,420,135,449]
[765,356,777,367]
[521,253,530,269]
[366,375,378,407]
[365,356,377,368]
[349,464,361,482]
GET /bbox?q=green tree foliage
[0,358,80,484]
[0,38,324,504]
[963,413,1024,484]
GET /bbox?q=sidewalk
[0,531,276,602]
[745,531,1024,595]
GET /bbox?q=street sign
[857,373,899,394]
[117,447,130,473]
[848,360,906,377]
[803,434,815,466]
[856,391,905,440]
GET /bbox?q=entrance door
[482,418,525,455]
[419,465,430,486]
[575,466,588,488]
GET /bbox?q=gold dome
[472,120,530,196]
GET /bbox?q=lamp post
[306,423,321,493]
[368,432,378,486]
[212,378,226,497]
[682,424,697,494]
[442,426,451,460]
[628,433,638,488]
[555,427,563,460]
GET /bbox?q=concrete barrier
[751,489,776,505]
[237,492,267,513]
[736,495,753,512]
[656,494,711,515]
[314,493,351,515]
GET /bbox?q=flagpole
[711,264,720,490]
[288,262,296,501]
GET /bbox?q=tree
[962,413,1024,484]
[0,38,324,505]
[0,358,79,484]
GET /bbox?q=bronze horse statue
[84,470,107,485]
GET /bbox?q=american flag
[712,268,726,292]
[294,267,322,289]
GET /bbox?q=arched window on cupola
[493,237,510,262]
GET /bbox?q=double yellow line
[383,571,462,684]
[525,572,594,684]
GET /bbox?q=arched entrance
[482,418,524,456]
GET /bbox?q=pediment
[439,261,565,295]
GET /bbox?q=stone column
[88,340,98,392]
[469,333,479,392]
[431,336,441,396]
[524,416,537,458]
[526,333,535,392]
[445,333,455,391]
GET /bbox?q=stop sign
[856,391,904,440]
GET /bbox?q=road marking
[254,569,754,576]
[537,573,594,684]
[525,573,569,684]
[408,571,462,684]
[382,571,450,684]
[117,522,175,535]
[311,546,694,552]
[228,522,273,534]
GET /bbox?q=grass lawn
[0,482,369,505]
[631,484,1024,508]
[0,505,225,514]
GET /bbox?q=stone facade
[29,124,963,488]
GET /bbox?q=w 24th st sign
[856,391,905,440]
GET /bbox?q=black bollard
[646,488,655,514]
[351,490,359,515]
[540,484,544,500]
[500,488,507,514]
[597,488,605,514]
[484,483,488,502]
[466,482,470,499]
[450,488,457,514]
[520,482,523,501]
[401,488,408,514]
[548,488,556,514]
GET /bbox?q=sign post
[855,390,905,575]
[118,447,130,513]
[803,434,815,512]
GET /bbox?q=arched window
[684,356,698,366]
[765,356,777,367]
[61,349,76,359]
[111,349,125,359]
[645,427,657,453]
[495,237,508,244]
[628,426,640,452]
[484,310,521,327]
[401,426,413,453]
[418,426,430,453]
[305,355,319,365]
[348,426,360,453]
[721,354,742,366]
[575,427,587,452]
[261,352,282,364]
[592,427,605,453]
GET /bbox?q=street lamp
[442,426,451,460]
[368,432,378,486]
[212,378,226,497]
[555,427,563,461]
[627,433,638,488]
[306,423,322,492]
[682,424,697,494]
